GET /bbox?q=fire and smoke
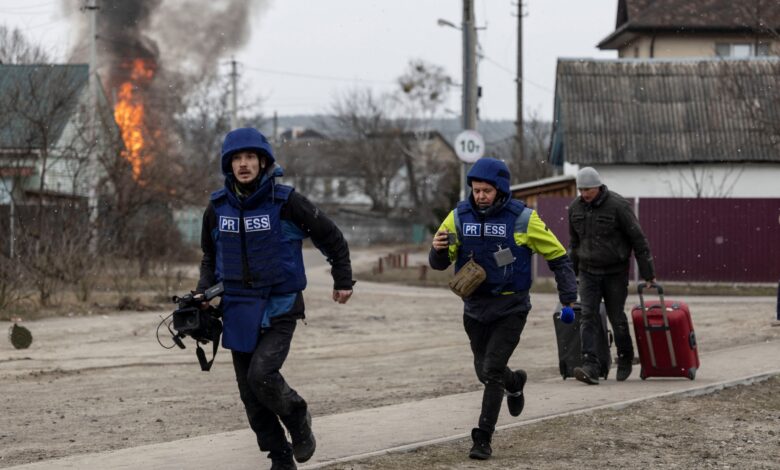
[64,0,266,179]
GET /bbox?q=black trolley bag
[553,302,613,379]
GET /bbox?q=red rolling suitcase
[631,283,700,380]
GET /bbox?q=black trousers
[231,315,306,457]
[579,270,634,364]
[463,312,527,434]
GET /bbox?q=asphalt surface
[8,340,778,470]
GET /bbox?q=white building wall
[596,164,780,198]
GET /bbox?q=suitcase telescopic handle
[637,281,677,369]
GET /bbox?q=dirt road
[1,248,778,468]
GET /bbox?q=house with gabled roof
[0,64,118,205]
[599,0,780,58]
[0,63,119,253]
[549,58,780,198]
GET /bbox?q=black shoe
[506,369,527,417]
[616,356,633,381]
[574,364,600,385]
[269,449,297,470]
[468,428,492,460]
[288,408,316,463]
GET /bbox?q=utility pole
[515,1,524,168]
[84,0,100,254]
[84,0,99,140]
[461,0,478,200]
[230,57,238,129]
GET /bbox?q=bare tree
[325,88,403,212]
[0,25,50,64]
[492,111,553,184]
[393,59,455,212]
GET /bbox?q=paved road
[9,340,778,470]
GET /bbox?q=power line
[242,65,397,85]
[481,54,553,94]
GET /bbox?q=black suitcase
[553,303,612,379]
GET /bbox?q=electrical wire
[480,54,554,93]
[242,65,397,85]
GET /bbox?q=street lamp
[437,18,459,29]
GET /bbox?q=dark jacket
[197,190,353,294]
[568,186,654,280]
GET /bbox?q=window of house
[715,43,754,57]
[757,43,771,56]
[337,179,348,197]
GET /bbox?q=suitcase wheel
[640,368,646,380]
[687,368,696,380]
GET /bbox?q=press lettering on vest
[244,215,271,232]
[219,216,239,233]
[463,223,481,237]
[484,223,507,237]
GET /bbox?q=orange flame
[114,59,154,180]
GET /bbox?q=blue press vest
[454,199,533,296]
[210,184,307,297]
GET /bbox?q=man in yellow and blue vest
[196,127,354,470]
[429,157,576,460]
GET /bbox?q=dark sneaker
[269,449,296,470]
[469,428,492,460]
[616,356,633,381]
[289,409,316,463]
[506,369,527,417]
[270,457,297,470]
[574,364,600,385]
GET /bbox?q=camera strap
[195,340,219,372]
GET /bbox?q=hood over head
[220,127,275,176]
[467,157,511,196]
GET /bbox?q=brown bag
[449,258,487,298]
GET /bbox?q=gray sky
[1,0,618,121]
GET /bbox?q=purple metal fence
[535,197,780,283]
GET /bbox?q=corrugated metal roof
[552,58,780,165]
[0,64,89,150]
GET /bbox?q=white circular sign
[454,130,485,163]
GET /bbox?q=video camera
[161,282,224,371]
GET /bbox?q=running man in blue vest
[196,128,354,470]
[429,157,577,460]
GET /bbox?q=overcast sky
[2,0,618,122]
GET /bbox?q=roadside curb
[301,369,780,469]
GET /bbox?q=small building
[549,57,780,198]
[598,0,780,58]
[0,64,119,254]
[510,174,576,208]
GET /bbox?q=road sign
[454,130,485,163]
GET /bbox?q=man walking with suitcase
[568,167,655,385]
